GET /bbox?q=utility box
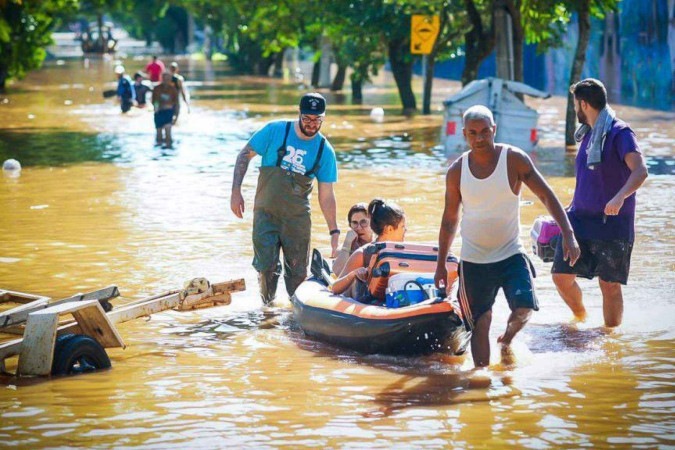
[442,77,550,154]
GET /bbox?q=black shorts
[154,108,174,128]
[458,253,538,330]
[551,237,633,285]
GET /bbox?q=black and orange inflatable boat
[291,278,470,356]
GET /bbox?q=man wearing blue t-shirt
[231,93,339,305]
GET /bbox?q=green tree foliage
[0,0,622,117]
[323,0,418,113]
[522,0,618,146]
[183,0,318,75]
[321,1,386,101]
[111,0,169,47]
[0,0,77,90]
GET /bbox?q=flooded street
[0,58,673,448]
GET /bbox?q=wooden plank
[107,292,183,324]
[0,289,50,305]
[27,300,103,317]
[0,337,24,365]
[0,325,26,335]
[71,302,125,349]
[17,312,59,377]
[176,293,232,310]
[212,279,246,294]
[0,285,119,329]
[0,298,50,328]
[25,300,124,349]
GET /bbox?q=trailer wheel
[51,334,111,375]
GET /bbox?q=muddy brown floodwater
[0,58,673,448]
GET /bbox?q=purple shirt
[568,119,641,241]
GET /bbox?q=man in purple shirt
[552,78,648,327]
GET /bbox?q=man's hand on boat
[433,265,448,292]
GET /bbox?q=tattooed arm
[230,144,258,218]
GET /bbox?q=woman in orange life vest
[331,198,406,297]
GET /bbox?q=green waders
[252,122,325,304]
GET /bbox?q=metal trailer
[441,77,551,154]
[0,277,245,377]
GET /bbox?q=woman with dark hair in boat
[331,198,407,297]
[332,202,375,275]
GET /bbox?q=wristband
[329,229,341,236]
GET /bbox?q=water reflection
[525,323,610,353]
[0,129,120,166]
[367,371,518,418]
[171,309,288,339]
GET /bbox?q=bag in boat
[365,242,458,301]
[530,216,561,262]
[385,272,438,308]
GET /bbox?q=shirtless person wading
[152,72,179,148]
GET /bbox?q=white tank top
[459,146,524,263]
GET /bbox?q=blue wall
[420,0,673,111]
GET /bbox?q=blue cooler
[385,274,437,308]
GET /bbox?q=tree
[183,0,320,75]
[322,0,386,102]
[326,0,418,113]
[111,1,170,47]
[0,0,77,91]
[565,1,591,147]
[381,2,417,114]
[417,2,466,114]
[538,0,618,147]
[462,0,495,85]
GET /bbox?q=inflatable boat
[291,278,470,356]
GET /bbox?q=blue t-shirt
[568,119,641,241]
[248,120,338,183]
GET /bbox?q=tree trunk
[311,60,320,87]
[462,45,482,85]
[331,64,347,91]
[387,39,416,114]
[351,77,363,103]
[566,5,591,149]
[462,0,495,86]
[272,51,284,78]
[504,0,524,82]
[422,55,435,115]
[97,13,104,53]
[258,54,275,76]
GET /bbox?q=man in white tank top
[434,105,580,368]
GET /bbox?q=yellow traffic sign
[411,15,440,55]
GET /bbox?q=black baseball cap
[299,93,326,115]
